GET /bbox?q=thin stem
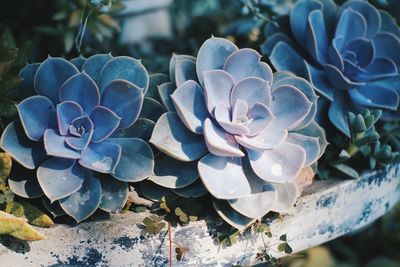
[168,221,172,267]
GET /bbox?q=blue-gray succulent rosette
[0,54,154,222]
[262,0,400,136]
[147,37,327,229]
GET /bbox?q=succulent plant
[147,36,327,229]
[262,0,400,136]
[0,54,154,222]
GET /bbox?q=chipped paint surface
[0,165,400,266]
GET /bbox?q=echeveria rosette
[262,0,400,136]
[0,54,154,222]
[149,37,327,229]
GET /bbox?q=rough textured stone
[0,164,399,266]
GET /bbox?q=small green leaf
[277,243,285,252]
[0,152,12,181]
[279,234,287,241]
[143,217,153,226]
[332,163,359,179]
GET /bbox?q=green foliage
[216,223,241,246]
[139,214,166,235]
[0,30,30,124]
[37,0,123,54]
[159,195,202,224]
[318,109,399,180]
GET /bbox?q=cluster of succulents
[262,0,400,136]
[1,0,399,233]
[145,36,327,229]
[0,54,154,222]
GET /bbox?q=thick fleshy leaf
[328,91,360,137]
[223,48,273,83]
[101,79,144,129]
[230,77,271,108]
[175,57,197,87]
[171,80,209,134]
[329,36,345,71]
[34,57,79,103]
[269,41,309,78]
[196,36,238,86]
[355,58,398,81]
[272,76,318,102]
[198,154,251,199]
[203,70,235,115]
[65,131,93,151]
[334,9,367,51]
[305,63,334,101]
[59,72,100,115]
[306,9,329,65]
[17,95,57,141]
[158,82,176,111]
[123,118,155,142]
[373,33,400,67]
[339,0,380,38]
[203,118,244,157]
[248,142,306,183]
[273,71,295,83]
[345,38,374,67]
[8,162,43,198]
[98,56,149,94]
[270,182,299,213]
[37,158,84,202]
[148,154,198,189]
[0,122,48,169]
[228,159,277,219]
[173,179,208,198]
[261,33,294,56]
[349,85,399,110]
[108,138,153,182]
[57,101,83,136]
[70,56,86,71]
[169,54,197,83]
[235,128,287,150]
[79,142,122,174]
[295,121,328,158]
[290,0,322,49]
[149,112,207,161]
[379,10,400,38]
[82,53,113,82]
[286,133,320,166]
[59,170,102,222]
[324,64,365,90]
[41,197,66,218]
[99,176,128,212]
[147,73,170,101]
[90,106,121,142]
[214,103,250,135]
[247,103,274,134]
[17,63,40,99]
[269,85,311,130]
[139,180,174,202]
[43,129,80,159]
[212,199,254,230]
[139,97,166,122]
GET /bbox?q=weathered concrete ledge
[1,164,399,266]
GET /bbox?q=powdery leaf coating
[0,54,154,222]
[263,0,400,135]
[150,36,327,228]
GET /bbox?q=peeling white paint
[0,165,399,266]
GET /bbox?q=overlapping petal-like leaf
[150,36,327,229]
[0,54,154,222]
[263,0,400,135]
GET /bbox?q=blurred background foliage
[0,0,400,266]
